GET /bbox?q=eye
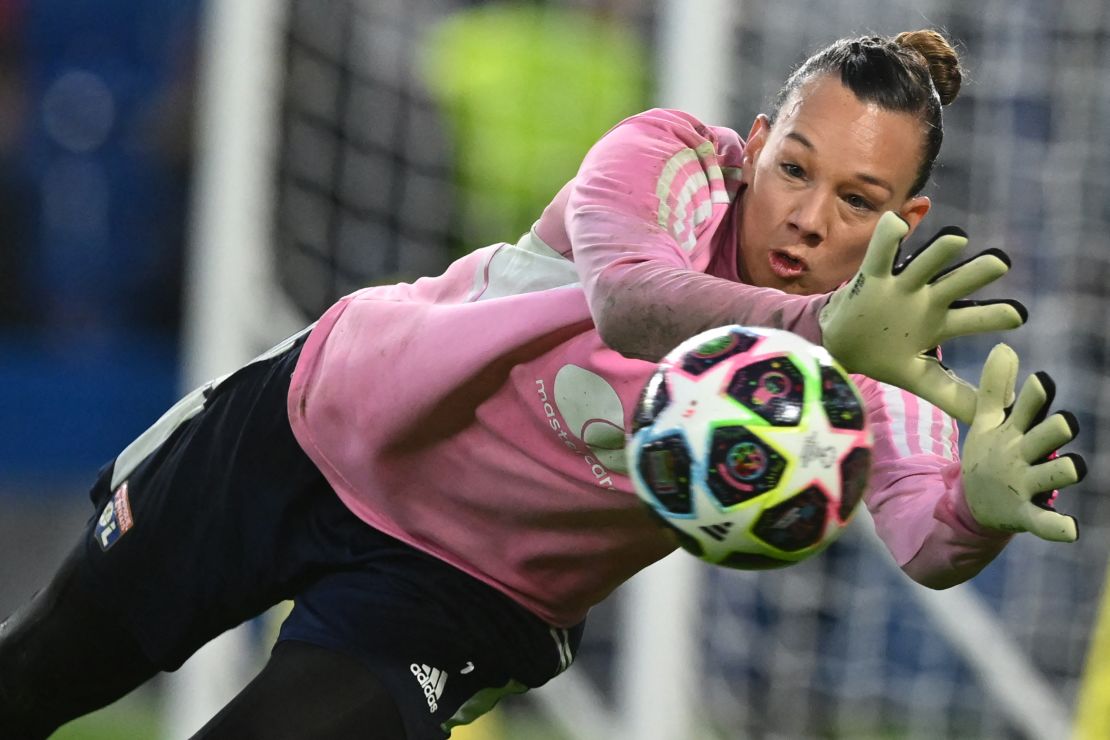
[844,193,875,211]
[780,162,805,179]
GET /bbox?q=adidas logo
[699,522,734,542]
[410,663,448,713]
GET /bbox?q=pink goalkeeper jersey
[287,109,1010,628]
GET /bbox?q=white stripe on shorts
[550,628,572,673]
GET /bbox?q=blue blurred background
[0,0,198,483]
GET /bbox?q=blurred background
[2,0,1110,738]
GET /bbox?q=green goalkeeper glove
[961,343,1085,542]
[819,211,1026,424]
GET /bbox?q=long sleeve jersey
[287,108,1010,628]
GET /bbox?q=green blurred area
[52,688,161,740]
[422,2,650,254]
[44,689,985,739]
[46,693,570,740]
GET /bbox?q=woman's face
[737,74,932,295]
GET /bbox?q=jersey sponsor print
[535,363,628,491]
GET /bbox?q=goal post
[612,3,735,739]
[170,0,296,735]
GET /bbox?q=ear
[898,195,932,235]
[741,114,772,180]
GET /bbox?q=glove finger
[896,227,968,287]
[1010,371,1054,432]
[906,357,980,425]
[1025,453,1085,493]
[1023,505,1079,543]
[974,344,1019,427]
[937,301,1027,345]
[1021,411,1078,461]
[858,211,910,277]
[929,249,1011,304]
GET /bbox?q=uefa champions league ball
[626,325,873,569]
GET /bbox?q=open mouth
[769,250,806,278]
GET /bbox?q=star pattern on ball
[754,398,868,507]
[649,361,761,461]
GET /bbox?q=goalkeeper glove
[962,343,1085,542]
[819,211,1026,424]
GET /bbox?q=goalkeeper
[0,29,1084,740]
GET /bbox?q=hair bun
[895,29,962,105]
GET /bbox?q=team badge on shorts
[94,481,135,551]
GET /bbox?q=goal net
[183,0,1110,738]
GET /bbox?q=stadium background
[2,0,1109,738]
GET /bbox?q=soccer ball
[626,325,872,569]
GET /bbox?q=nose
[787,193,829,248]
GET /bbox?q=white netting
[199,0,1110,737]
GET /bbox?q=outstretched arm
[564,113,1023,423]
[859,377,1008,587]
[576,213,826,360]
[860,356,1084,589]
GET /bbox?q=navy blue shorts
[80,331,584,739]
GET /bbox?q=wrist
[952,470,1015,540]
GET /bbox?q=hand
[962,343,1085,542]
[819,211,1026,424]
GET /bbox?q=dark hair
[771,30,963,195]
